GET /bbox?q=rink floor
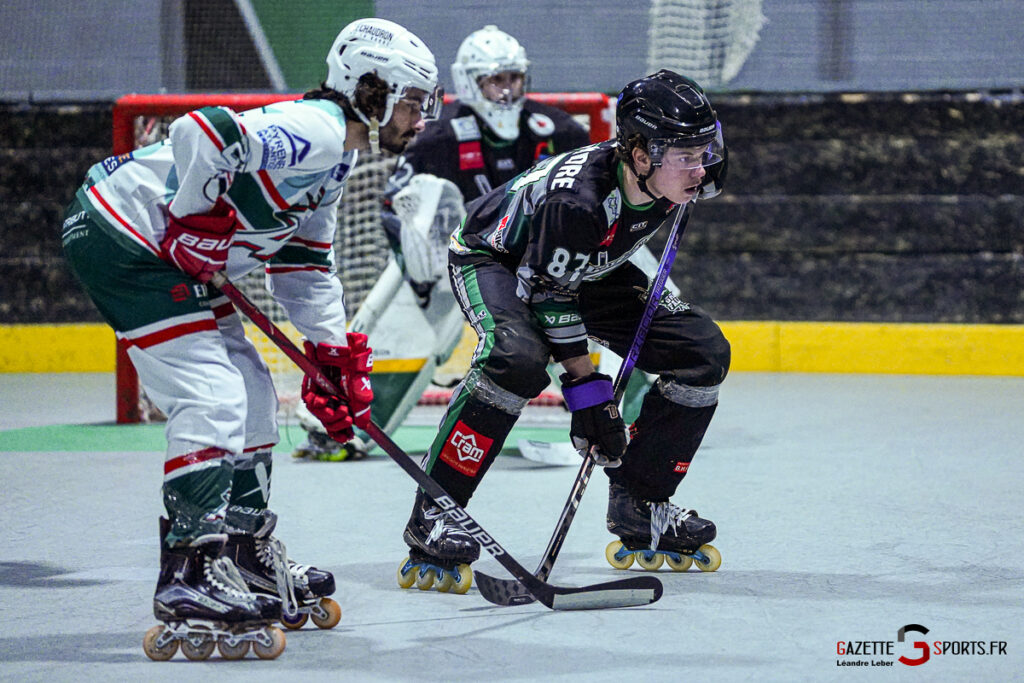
[1,372,1022,682]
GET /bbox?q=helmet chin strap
[368,118,381,154]
[635,171,659,202]
[353,105,382,154]
[625,145,661,202]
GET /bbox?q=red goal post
[112,91,614,423]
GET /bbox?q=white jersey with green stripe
[79,98,357,344]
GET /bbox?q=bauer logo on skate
[440,421,492,476]
[434,495,504,557]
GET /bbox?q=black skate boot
[397,489,480,594]
[144,518,286,661]
[223,510,341,630]
[605,482,721,572]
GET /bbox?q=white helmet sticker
[527,112,554,138]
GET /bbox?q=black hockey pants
[424,257,730,505]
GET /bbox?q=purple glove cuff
[562,377,614,411]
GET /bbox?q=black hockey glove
[560,372,627,468]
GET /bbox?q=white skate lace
[256,536,299,618]
[423,506,452,545]
[648,502,697,551]
[207,556,257,601]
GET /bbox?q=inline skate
[223,510,342,630]
[397,489,479,593]
[605,481,721,572]
[143,519,285,661]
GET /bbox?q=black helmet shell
[616,70,718,151]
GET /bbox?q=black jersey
[451,140,678,361]
[393,99,591,203]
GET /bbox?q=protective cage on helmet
[451,25,530,140]
[325,18,442,127]
[616,69,727,199]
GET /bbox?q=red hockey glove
[561,372,627,468]
[301,334,374,442]
[341,332,374,428]
[302,340,355,443]
[160,199,238,283]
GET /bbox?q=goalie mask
[451,25,529,141]
[325,18,442,130]
[616,70,727,200]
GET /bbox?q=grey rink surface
[1,372,1022,682]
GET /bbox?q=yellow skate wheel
[217,637,250,660]
[636,552,664,571]
[451,564,473,594]
[435,572,456,593]
[281,609,309,630]
[416,568,437,590]
[181,633,215,661]
[397,557,417,589]
[666,553,694,571]
[253,627,286,660]
[694,544,722,572]
[311,597,342,629]
[142,625,178,661]
[605,540,634,570]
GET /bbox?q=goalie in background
[292,25,590,462]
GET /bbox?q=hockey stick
[475,200,693,606]
[208,272,662,611]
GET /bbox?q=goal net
[112,92,613,423]
[647,0,766,87]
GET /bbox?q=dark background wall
[660,92,1024,323]
[0,104,111,323]
[3,93,1021,325]
[1,1,1021,327]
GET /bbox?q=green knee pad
[225,450,273,533]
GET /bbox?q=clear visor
[419,85,444,120]
[649,135,725,170]
[399,85,444,120]
[477,70,526,106]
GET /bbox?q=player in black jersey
[397,70,732,589]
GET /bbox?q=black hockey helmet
[616,70,726,199]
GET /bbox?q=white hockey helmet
[451,25,529,140]
[325,18,441,128]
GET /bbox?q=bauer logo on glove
[160,198,239,283]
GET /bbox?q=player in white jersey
[61,18,441,659]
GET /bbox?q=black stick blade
[476,571,662,610]
[475,571,537,606]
